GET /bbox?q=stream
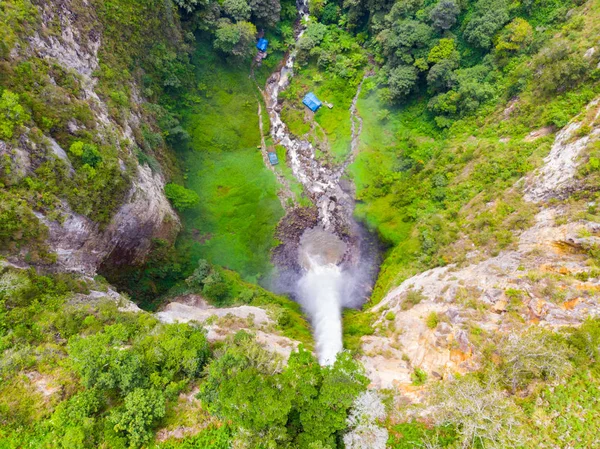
[261,0,378,364]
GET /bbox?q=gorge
[2,0,600,447]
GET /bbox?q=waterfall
[295,227,349,365]
[262,0,378,365]
[298,259,344,365]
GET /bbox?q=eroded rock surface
[156,295,300,360]
[363,103,600,393]
[3,1,180,273]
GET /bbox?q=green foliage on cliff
[199,337,368,448]
[0,266,361,449]
[165,183,201,211]
[342,0,600,300]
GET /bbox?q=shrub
[431,376,524,448]
[0,90,30,140]
[401,289,425,310]
[411,368,427,385]
[429,0,460,31]
[463,0,510,49]
[426,312,439,329]
[164,183,200,211]
[498,328,573,392]
[185,259,211,288]
[111,388,166,448]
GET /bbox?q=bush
[426,312,439,329]
[185,259,211,288]
[463,0,510,49]
[411,368,427,385]
[111,388,166,448]
[498,328,573,392]
[0,90,30,140]
[164,183,200,211]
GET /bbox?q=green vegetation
[175,40,284,282]
[200,337,368,448]
[3,0,600,447]
[0,90,30,139]
[0,266,362,449]
[343,0,600,301]
[279,24,367,164]
[164,183,200,211]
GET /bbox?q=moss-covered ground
[176,41,285,283]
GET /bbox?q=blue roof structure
[268,152,279,165]
[257,38,269,52]
[302,92,322,112]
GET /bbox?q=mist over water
[297,228,349,365]
[298,259,345,365]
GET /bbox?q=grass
[177,41,285,283]
[280,63,364,164]
[273,144,312,207]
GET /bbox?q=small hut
[302,92,322,112]
[256,38,269,52]
[268,152,279,165]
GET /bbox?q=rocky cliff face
[2,1,180,274]
[361,97,600,396]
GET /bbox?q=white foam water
[298,257,344,365]
[296,228,348,365]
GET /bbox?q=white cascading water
[298,258,344,365]
[296,227,349,365]
[263,0,376,365]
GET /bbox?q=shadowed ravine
[262,0,378,364]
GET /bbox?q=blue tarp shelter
[302,92,322,112]
[268,152,279,165]
[257,38,269,52]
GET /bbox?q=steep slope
[1,0,181,273]
[362,85,600,392]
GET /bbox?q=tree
[0,90,30,140]
[385,0,424,22]
[463,0,510,49]
[343,391,388,449]
[427,38,458,64]
[498,327,573,393]
[381,19,433,57]
[69,142,103,168]
[321,3,340,24]
[248,0,281,27]
[47,390,101,449]
[201,270,230,304]
[495,18,533,58]
[569,318,600,366]
[432,375,524,449]
[199,335,292,448]
[388,65,418,100]
[213,19,257,58]
[287,350,369,447]
[173,0,204,13]
[298,22,328,51]
[429,0,460,31]
[164,183,200,211]
[185,259,212,288]
[427,58,458,93]
[81,145,103,168]
[222,0,251,22]
[111,388,166,448]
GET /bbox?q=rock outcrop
[156,294,301,360]
[362,97,600,393]
[3,1,180,273]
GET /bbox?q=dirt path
[338,72,371,175]
[256,99,297,209]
